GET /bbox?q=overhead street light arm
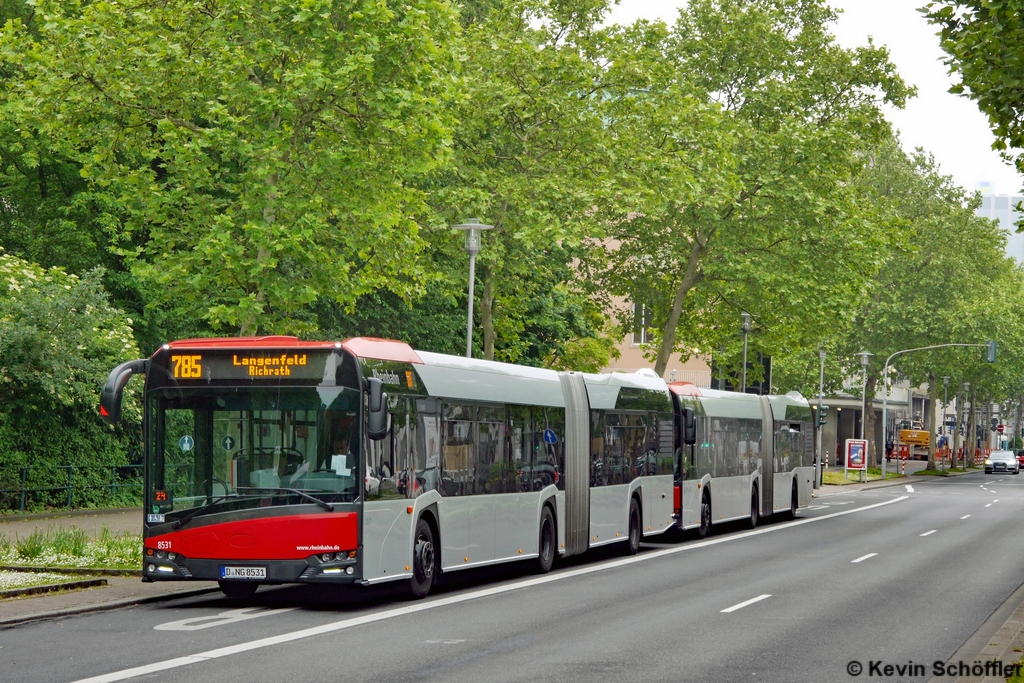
[880,343,990,480]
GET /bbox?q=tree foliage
[0,0,462,335]
[595,0,911,377]
[924,1,1024,178]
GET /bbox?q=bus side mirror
[100,359,147,426]
[682,408,696,445]
[365,377,389,441]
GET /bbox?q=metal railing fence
[0,464,143,512]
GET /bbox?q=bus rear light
[407,506,413,514]
[673,485,681,514]
[348,550,357,559]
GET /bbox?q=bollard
[901,457,905,475]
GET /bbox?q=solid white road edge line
[71,494,911,683]
[721,594,771,613]
[851,553,877,563]
[920,530,937,537]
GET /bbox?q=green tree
[0,0,461,336]
[923,1,1024,180]
[596,0,911,378]
[424,0,619,365]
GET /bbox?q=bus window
[476,404,507,494]
[442,403,475,496]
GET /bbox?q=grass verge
[0,526,140,570]
[914,467,970,476]
[822,467,905,485]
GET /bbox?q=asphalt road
[3,473,1023,683]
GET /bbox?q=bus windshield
[146,386,362,524]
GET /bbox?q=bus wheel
[219,581,258,599]
[697,490,711,539]
[537,506,555,573]
[748,487,759,529]
[624,497,641,556]
[410,518,436,599]
[788,484,798,520]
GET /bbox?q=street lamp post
[815,347,826,488]
[878,344,988,480]
[942,376,950,472]
[963,382,971,468]
[857,351,873,482]
[452,219,493,359]
[740,312,752,393]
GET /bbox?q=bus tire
[219,581,258,599]
[697,489,711,539]
[748,487,759,529]
[537,506,556,573]
[410,517,437,599]
[788,483,798,520]
[624,497,641,556]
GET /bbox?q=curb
[0,565,142,577]
[0,508,141,523]
[0,578,107,599]
[814,469,981,498]
[0,585,220,628]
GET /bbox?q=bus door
[757,396,774,517]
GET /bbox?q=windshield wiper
[171,494,241,530]
[236,487,335,512]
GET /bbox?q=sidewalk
[814,460,977,497]
[0,508,214,626]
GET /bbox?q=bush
[0,251,141,511]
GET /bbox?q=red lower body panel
[145,513,358,560]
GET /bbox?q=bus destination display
[165,351,331,382]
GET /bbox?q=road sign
[222,435,236,451]
[178,435,194,452]
[997,424,1005,434]
[543,429,558,445]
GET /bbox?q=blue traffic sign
[178,435,194,452]
[543,429,558,445]
[222,435,236,451]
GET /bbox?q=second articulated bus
[101,336,812,599]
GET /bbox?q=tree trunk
[967,388,977,466]
[654,231,707,377]
[927,372,938,470]
[240,168,278,337]
[863,371,879,468]
[481,265,496,361]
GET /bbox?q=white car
[984,450,1019,475]
[365,467,380,495]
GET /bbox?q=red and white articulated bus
[101,336,811,599]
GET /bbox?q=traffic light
[985,340,997,363]
[818,404,829,426]
[992,417,999,432]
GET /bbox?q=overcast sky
[605,0,1024,196]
